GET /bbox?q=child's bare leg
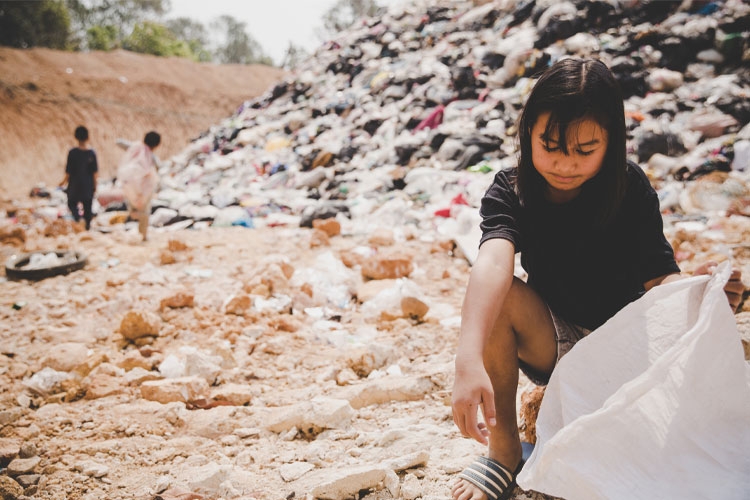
[139,214,148,241]
[452,277,557,500]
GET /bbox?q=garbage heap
[114,0,748,260]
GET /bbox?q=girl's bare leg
[452,277,557,500]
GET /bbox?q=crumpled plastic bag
[117,143,158,211]
[517,262,750,500]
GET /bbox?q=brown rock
[160,292,195,310]
[119,311,160,340]
[43,218,83,237]
[0,475,23,499]
[268,316,300,333]
[168,239,189,252]
[160,250,177,265]
[361,255,413,280]
[140,376,209,404]
[313,218,341,237]
[117,350,154,371]
[225,294,252,316]
[0,438,21,462]
[401,296,429,321]
[84,374,125,400]
[0,226,25,246]
[7,456,40,476]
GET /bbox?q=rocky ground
[0,207,748,500]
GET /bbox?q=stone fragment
[74,460,109,478]
[401,296,429,320]
[266,397,354,434]
[15,474,40,488]
[160,250,177,265]
[346,345,394,378]
[7,456,40,475]
[168,239,189,252]
[309,466,387,499]
[384,451,429,472]
[401,473,422,500]
[124,367,161,386]
[0,476,23,499]
[224,294,252,316]
[361,254,413,280]
[312,218,341,237]
[341,376,435,409]
[140,376,210,404]
[279,461,315,482]
[160,292,195,310]
[84,374,125,400]
[40,342,89,372]
[117,349,154,371]
[210,383,254,406]
[0,438,21,462]
[119,311,160,340]
[0,226,25,246]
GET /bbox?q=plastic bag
[117,143,158,211]
[517,262,750,500]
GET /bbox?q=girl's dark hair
[74,126,89,142]
[517,58,627,225]
[144,131,161,149]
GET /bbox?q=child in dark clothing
[450,58,744,500]
[60,126,98,230]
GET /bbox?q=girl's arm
[453,238,515,444]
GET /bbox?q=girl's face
[531,111,608,203]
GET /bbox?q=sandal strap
[458,456,517,500]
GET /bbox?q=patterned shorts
[518,310,592,386]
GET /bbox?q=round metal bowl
[5,251,87,281]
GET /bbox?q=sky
[168,0,407,66]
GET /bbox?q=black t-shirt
[479,162,680,330]
[66,147,98,198]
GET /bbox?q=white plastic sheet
[517,263,750,500]
[117,143,158,211]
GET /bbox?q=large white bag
[517,263,750,500]
[117,143,158,211]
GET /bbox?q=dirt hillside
[0,47,285,201]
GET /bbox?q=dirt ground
[0,47,284,202]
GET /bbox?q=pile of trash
[8,0,750,259]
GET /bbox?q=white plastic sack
[117,143,158,211]
[517,263,750,500]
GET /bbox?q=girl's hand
[451,359,496,445]
[694,261,745,312]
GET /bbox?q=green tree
[86,24,118,50]
[211,15,272,65]
[65,0,170,50]
[123,20,191,58]
[166,17,211,62]
[0,0,71,49]
[319,0,380,38]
